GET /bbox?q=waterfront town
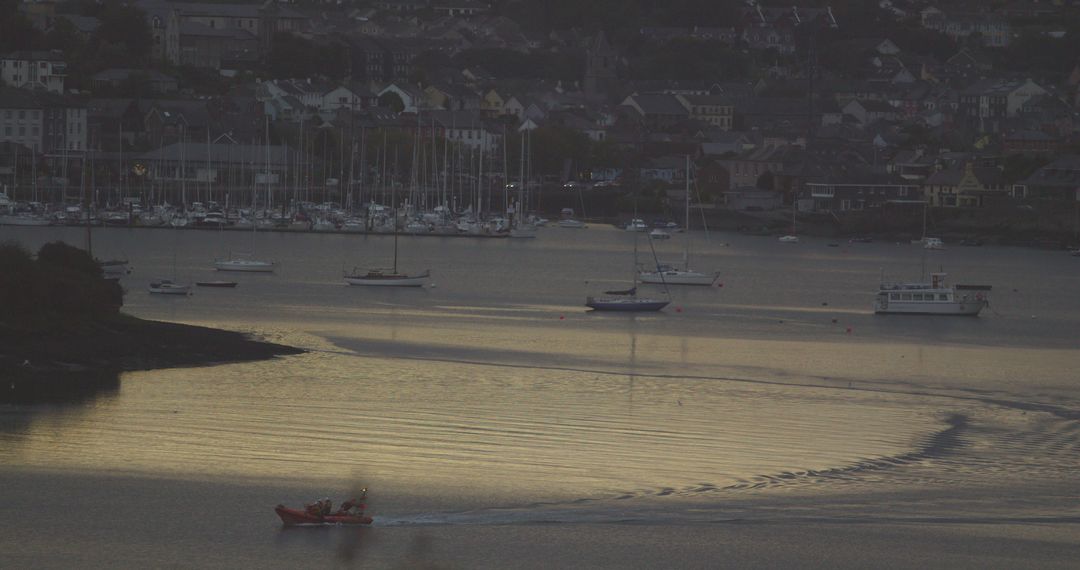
[2,0,1080,242]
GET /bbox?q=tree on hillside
[528,126,591,177]
[267,33,348,80]
[94,1,152,59]
[0,0,44,52]
[46,16,84,55]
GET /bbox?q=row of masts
[3,116,541,218]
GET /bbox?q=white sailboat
[215,126,275,273]
[778,189,799,242]
[150,235,191,295]
[912,202,944,249]
[639,157,721,286]
[345,183,430,287]
[508,128,537,238]
[214,223,275,272]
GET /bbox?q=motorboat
[148,279,191,295]
[874,272,990,316]
[649,229,671,240]
[558,219,587,229]
[778,235,800,243]
[344,269,430,287]
[625,218,648,232]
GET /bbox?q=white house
[377,83,426,113]
[1,51,66,94]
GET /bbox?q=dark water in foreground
[2,225,1079,568]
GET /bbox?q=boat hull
[344,270,430,287]
[0,216,51,226]
[214,260,275,272]
[874,301,985,315]
[638,271,718,286]
[195,281,238,288]
[274,506,373,527]
[586,297,669,312]
[148,283,191,295]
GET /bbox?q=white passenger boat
[558,219,587,229]
[649,228,670,240]
[874,272,990,316]
[625,218,648,232]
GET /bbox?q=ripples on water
[2,225,1079,529]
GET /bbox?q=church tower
[584,31,618,101]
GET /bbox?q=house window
[18,110,25,119]
[4,126,10,136]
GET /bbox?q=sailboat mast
[685,155,691,267]
[392,174,399,274]
[518,128,525,227]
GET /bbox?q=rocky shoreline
[1,315,304,403]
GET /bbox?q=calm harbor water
[2,225,1079,568]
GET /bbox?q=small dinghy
[195,281,238,288]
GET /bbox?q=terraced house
[923,162,1006,208]
[137,0,309,69]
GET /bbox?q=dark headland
[1,241,303,403]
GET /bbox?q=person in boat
[335,498,364,515]
[335,489,368,515]
[320,498,333,516]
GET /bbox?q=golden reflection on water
[1,323,946,502]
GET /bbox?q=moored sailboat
[639,157,721,286]
[345,188,430,287]
[587,223,669,311]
